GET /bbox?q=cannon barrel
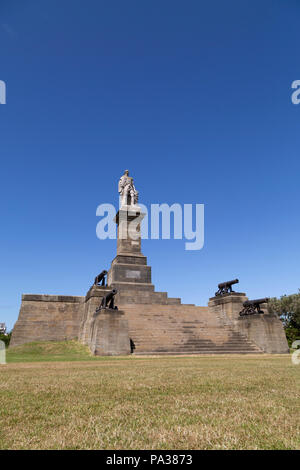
[104,289,117,302]
[94,270,108,285]
[98,288,118,311]
[218,279,239,289]
[243,297,269,307]
[96,269,107,280]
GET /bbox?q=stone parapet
[10,295,85,347]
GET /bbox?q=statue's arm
[118,177,124,194]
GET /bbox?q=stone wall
[10,294,85,347]
[236,313,290,354]
[10,289,289,355]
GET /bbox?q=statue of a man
[118,170,139,207]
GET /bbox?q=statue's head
[124,169,129,176]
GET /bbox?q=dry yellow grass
[0,352,299,449]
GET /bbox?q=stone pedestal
[237,314,289,354]
[116,206,145,256]
[108,207,155,296]
[79,285,130,356]
[78,285,111,345]
[208,293,289,353]
[89,308,130,356]
[208,293,247,326]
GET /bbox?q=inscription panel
[126,270,141,279]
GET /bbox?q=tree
[0,331,11,348]
[268,290,300,347]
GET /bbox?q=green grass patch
[7,340,115,363]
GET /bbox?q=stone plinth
[89,308,130,356]
[78,285,112,345]
[108,208,155,294]
[208,293,247,325]
[79,285,130,356]
[208,293,289,354]
[236,313,290,354]
[116,207,145,256]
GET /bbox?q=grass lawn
[0,341,299,450]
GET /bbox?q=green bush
[268,291,300,347]
[0,332,12,348]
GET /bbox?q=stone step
[118,303,263,355]
[132,336,256,340]
[131,340,259,347]
[131,340,260,348]
[133,349,260,354]
[132,340,259,347]
[131,337,256,343]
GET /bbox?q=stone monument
[107,170,153,301]
[10,170,289,355]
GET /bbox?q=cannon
[94,270,108,287]
[215,279,239,296]
[239,297,269,316]
[96,289,118,311]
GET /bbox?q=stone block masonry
[88,308,131,356]
[10,294,85,347]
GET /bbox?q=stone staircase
[120,303,263,355]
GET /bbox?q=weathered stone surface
[10,295,85,347]
[236,313,290,354]
[120,304,262,354]
[78,285,111,345]
[208,293,247,325]
[110,254,147,266]
[115,209,145,256]
[89,308,130,356]
[108,208,150,290]
[12,286,288,355]
[109,262,152,285]
[208,293,289,354]
[78,286,130,355]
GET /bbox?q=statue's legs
[120,185,137,206]
[121,188,129,207]
[129,188,135,205]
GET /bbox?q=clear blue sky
[1,0,300,330]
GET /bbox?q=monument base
[89,308,130,356]
[208,293,289,353]
[236,313,290,354]
[208,292,247,325]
